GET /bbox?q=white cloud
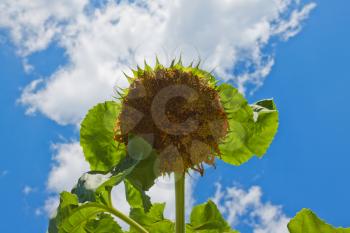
[0,0,88,55]
[0,0,315,125]
[47,142,90,193]
[22,58,34,74]
[273,3,317,40]
[23,185,37,195]
[212,183,290,233]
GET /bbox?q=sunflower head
[114,59,228,175]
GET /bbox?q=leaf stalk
[107,206,149,233]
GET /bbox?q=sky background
[0,0,350,233]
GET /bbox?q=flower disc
[115,63,228,174]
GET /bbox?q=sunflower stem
[175,172,185,233]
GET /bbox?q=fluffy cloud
[0,0,88,55]
[212,183,290,233]
[0,0,315,125]
[23,185,37,195]
[47,142,90,193]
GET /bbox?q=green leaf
[249,99,279,155]
[49,192,124,233]
[288,209,350,233]
[124,179,152,212]
[186,200,238,233]
[218,84,279,166]
[59,202,110,233]
[48,192,80,233]
[129,203,175,233]
[80,101,126,172]
[85,213,123,233]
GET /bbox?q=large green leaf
[186,200,239,233]
[80,101,126,172]
[48,192,123,233]
[59,203,108,233]
[288,209,350,233]
[48,192,80,233]
[218,84,278,166]
[129,203,175,233]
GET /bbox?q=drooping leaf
[85,213,123,233]
[124,179,152,212]
[186,200,239,233]
[80,101,126,172]
[288,209,350,233]
[129,203,175,233]
[218,84,278,166]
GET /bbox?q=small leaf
[84,213,123,233]
[186,200,239,233]
[218,84,278,166]
[288,208,350,233]
[129,203,175,233]
[80,101,126,172]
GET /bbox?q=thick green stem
[107,206,149,233]
[175,172,185,233]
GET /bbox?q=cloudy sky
[1,0,350,232]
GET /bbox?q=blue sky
[1,0,350,233]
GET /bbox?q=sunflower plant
[47,59,349,233]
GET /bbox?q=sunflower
[112,59,278,175]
